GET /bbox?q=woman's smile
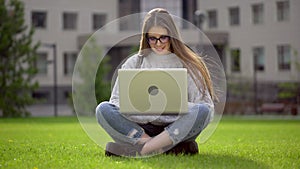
[147,26,171,55]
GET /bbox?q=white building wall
[199,0,300,82]
[18,0,299,105]
[141,0,181,17]
[22,0,118,86]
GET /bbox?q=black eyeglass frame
[146,35,171,44]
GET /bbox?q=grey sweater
[109,52,214,124]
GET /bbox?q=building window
[252,3,264,24]
[92,13,107,30]
[229,7,240,26]
[32,91,50,101]
[31,11,47,28]
[64,52,77,75]
[230,48,241,72]
[207,10,218,28]
[278,44,291,70]
[36,52,48,75]
[64,91,72,102]
[277,0,290,22]
[63,12,77,30]
[182,0,197,29]
[253,47,265,71]
[119,0,140,31]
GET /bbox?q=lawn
[0,116,299,169]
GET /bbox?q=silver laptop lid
[118,68,188,115]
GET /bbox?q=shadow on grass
[197,153,269,169]
[109,153,269,169]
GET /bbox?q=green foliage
[0,0,39,117]
[230,49,240,72]
[95,55,111,104]
[278,82,299,100]
[0,117,299,168]
[293,48,300,80]
[72,38,111,116]
[130,45,139,54]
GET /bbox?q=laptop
[118,68,188,115]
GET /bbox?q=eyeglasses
[147,35,170,44]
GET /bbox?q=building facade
[200,0,300,82]
[21,0,299,105]
[23,0,118,104]
[199,0,300,105]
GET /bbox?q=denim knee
[95,101,111,122]
[191,104,211,132]
[165,103,211,145]
[194,104,210,123]
[185,104,210,136]
[95,101,145,145]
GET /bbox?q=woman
[96,8,215,157]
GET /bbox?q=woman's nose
[156,40,162,46]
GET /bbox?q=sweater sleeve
[109,54,140,107]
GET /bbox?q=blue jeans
[96,101,211,146]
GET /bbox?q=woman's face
[147,26,171,55]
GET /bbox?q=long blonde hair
[139,8,216,100]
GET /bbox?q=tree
[72,38,111,116]
[95,55,111,104]
[0,0,39,117]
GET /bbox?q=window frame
[63,52,77,76]
[207,9,218,29]
[92,13,107,31]
[277,0,290,22]
[35,52,48,75]
[229,6,240,26]
[252,3,264,25]
[31,10,47,29]
[253,46,265,72]
[63,12,78,30]
[277,44,291,71]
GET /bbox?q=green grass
[0,116,299,169]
